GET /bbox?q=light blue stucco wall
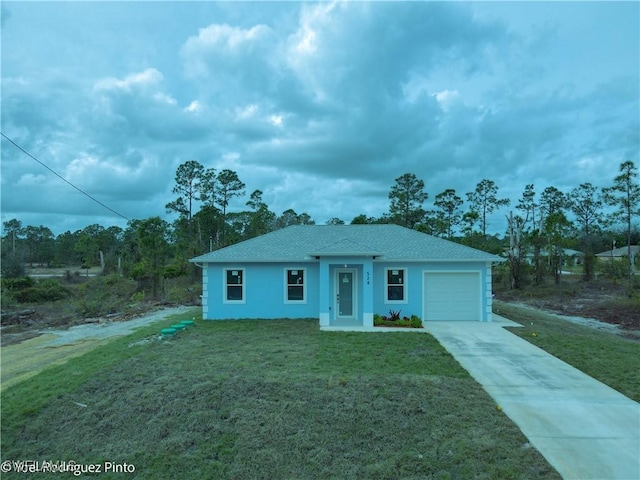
[204,262,319,319]
[201,259,493,322]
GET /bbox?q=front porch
[316,256,375,329]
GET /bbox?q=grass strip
[495,301,640,402]
[2,318,560,479]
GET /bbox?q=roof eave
[377,258,504,263]
[189,257,317,264]
[190,256,504,263]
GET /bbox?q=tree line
[360,162,639,289]
[2,160,638,295]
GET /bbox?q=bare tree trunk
[533,242,542,284]
[627,217,633,287]
[507,212,523,290]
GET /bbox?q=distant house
[190,225,503,328]
[523,248,584,267]
[596,245,639,272]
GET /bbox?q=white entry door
[335,269,357,320]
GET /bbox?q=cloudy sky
[1,1,638,236]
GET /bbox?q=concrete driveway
[427,316,640,480]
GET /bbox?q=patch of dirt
[38,306,194,347]
[0,301,190,345]
[501,302,627,334]
[0,330,44,346]
[495,278,640,335]
[544,301,639,330]
[0,306,195,391]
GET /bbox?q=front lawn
[1,317,560,479]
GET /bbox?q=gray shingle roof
[190,225,503,263]
[595,245,639,257]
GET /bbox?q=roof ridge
[190,224,503,263]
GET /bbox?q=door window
[338,271,354,317]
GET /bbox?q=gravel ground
[1,306,196,391]
[39,306,194,346]
[504,302,625,335]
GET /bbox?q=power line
[0,131,131,221]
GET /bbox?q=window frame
[223,268,245,304]
[284,267,307,304]
[385,267,407,304]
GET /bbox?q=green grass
[495,301,640,402]
[1,316,560,479]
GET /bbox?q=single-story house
[190,224,503,328]
[523,247,584,266]
[596,245,638,272]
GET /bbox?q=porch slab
[320,316,520,332]
[320,325,430,332]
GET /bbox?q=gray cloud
[1,1,637,234]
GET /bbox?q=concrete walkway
[427,317,640,480]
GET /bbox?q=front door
[335,269,356,320]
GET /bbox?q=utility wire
[0,131,131,221]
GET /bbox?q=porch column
[318,258,330,327]
[202,266,209,319]
[362,258,374,327]
[485,261,493,322]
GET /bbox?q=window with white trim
[224,269,244,302]
[385,268,406,302]
[285,268,305,302]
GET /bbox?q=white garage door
[423,272,480,321]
